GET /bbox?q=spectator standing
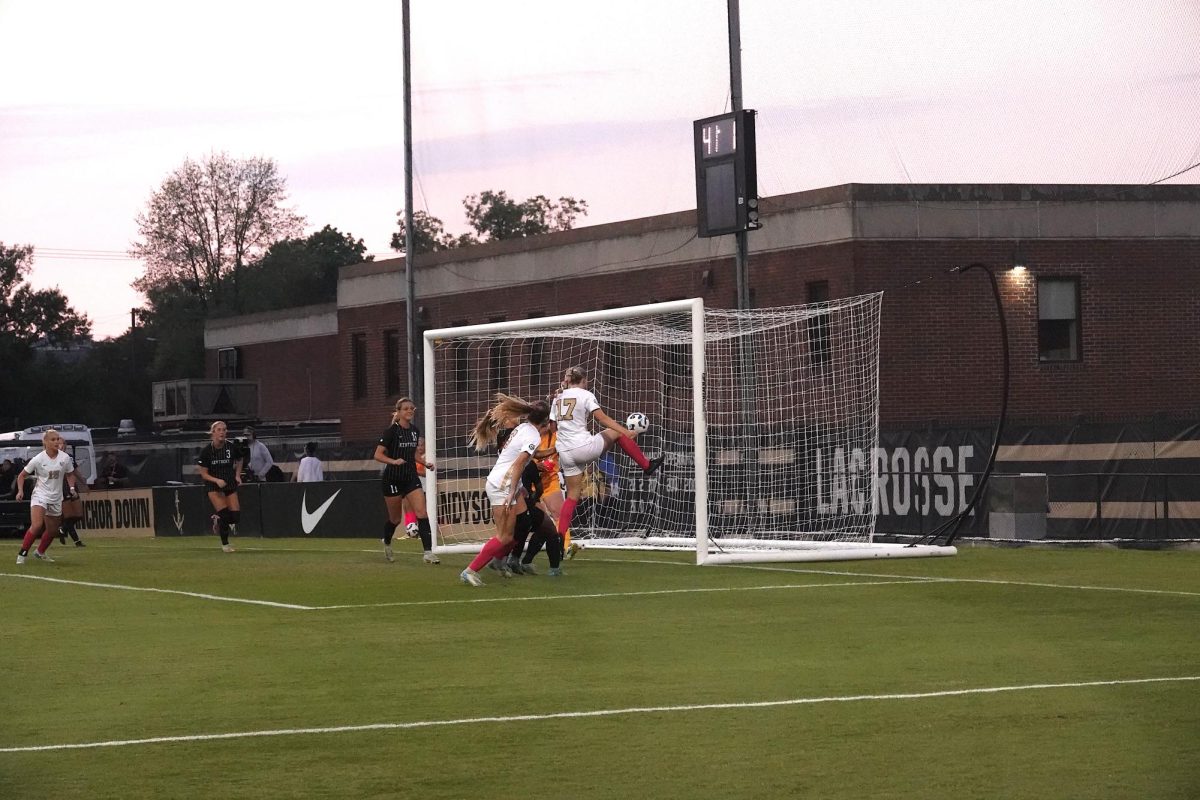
[294,442,324,482]
[97,452,129,490]
[244,427,276,482]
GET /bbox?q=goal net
[422,296,954,564]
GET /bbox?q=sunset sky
[2,0,1197,338]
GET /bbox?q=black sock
[417,517,432,551]
[218,509,231,546]
[383,519,397,546]
[547,534,564,568]
[18,547,29,557]
[64,525,80,543]
[523,530,547,563]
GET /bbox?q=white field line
[0,571,935,611]
[0,573,314,610]
[2,675,1195,754]
[594,557,1200,599]
[312,579,934,609]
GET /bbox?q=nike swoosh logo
[301,489,342,534]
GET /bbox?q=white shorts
[485,479,521,507]
[31,493,63,517]
[558,434,607,477]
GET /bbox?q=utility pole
[402,0,420,404]
[728,0,750,310]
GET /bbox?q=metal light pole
[728,0,750,310]
[402,0,420,404]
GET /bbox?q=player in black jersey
[196,421,243,553]
[373,397,437,563]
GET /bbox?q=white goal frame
[422,298,954,565]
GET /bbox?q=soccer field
[1,539,1197,799]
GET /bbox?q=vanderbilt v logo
[300,490,342,534]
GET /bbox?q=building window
[526,311,546,391]
[217,347,240,380]
[489,316,506,395]
[1038,278,1080,362]
[451,320,469,394]
[384,330,402,396]
[807,281,831,368]
[351,333,368,400]
[600,305,626,386]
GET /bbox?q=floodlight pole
[728,0,749,311]
[402,0,421,405]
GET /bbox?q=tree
[131,152,305,314]
[462,190,587,242]
[389,210,475,255]
[0,243,92,347]
[0,242,93,425]
[240,225,372,311]
[391,191,588,254]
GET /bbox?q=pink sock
[468,537,507,572]
[20,528,37,552]
[558,498,578,535]
[616,435,650,469]
[37,528,56,554]
[404,511,417,528]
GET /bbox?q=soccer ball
[625,412,649,434]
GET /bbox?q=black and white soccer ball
[625,412,650,434]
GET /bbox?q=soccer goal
[422,296,955,564]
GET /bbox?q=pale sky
[2,0,1198,338]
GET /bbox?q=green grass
[1,539,1197,799]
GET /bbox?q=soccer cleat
[488,557,514,578]
[382,540,394,562]
[16,554,26,565]
[406,522,420,538]
[221,544,235,553]
[566,542,583,560]
[210,514,221,537]
[33,551,55,563]
[518,561,538,575]
[644,455,665,475]
[460,568,484,587]
[75,540,86,547]
[422,551,440,564]
[547,567,564,577]
[505,555,525,574]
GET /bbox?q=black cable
[909,262,1010,548]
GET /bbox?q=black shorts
[206,482,238,497]
[382,474,422,498]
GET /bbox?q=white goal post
[422,296,954,564]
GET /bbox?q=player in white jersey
[459,394,553,586]
[15,429,78,564]
[550,366,663,540]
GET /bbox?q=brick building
[203,183,1200,539]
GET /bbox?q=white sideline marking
[738,565,1200,599]
[2,675,1195,754]
[595,557,1200,599]
[313,578,933,609]
[0,573,314,610]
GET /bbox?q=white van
[0,423,98,487]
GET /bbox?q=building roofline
[340,182,1200,280]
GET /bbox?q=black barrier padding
[153,482,388,538]
[255,480,387,538]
